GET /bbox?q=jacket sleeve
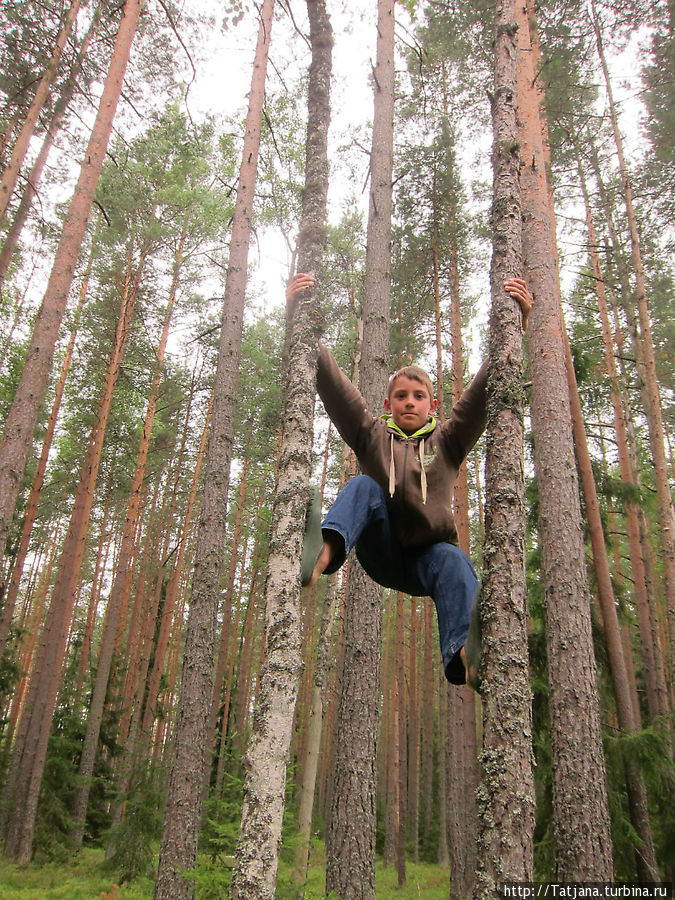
[441,360,488,466]
[316,343,376,453]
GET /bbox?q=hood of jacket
[382,414,437,504]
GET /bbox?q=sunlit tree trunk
[473,1,534,894]
[0,0,145,570]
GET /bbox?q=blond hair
[387,365,434,401]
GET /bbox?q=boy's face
[384,375,438,435]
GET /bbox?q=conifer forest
[0,0,674,898]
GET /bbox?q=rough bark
[229,2,332,895]
[0,0,145,570]
[473,1,535,895]
[152,0,274,890]
[515,0,613,880]
[325,1,394,897]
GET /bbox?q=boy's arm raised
[286,273,374,453]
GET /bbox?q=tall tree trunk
[515,0,613,880]
[0,257,89,645]
[574,143,664,722]
[0,0,83,224]
[229,3,332,896]
[590,0,675,691]
[0,0,145,569]
[71,246,180,845]
[325,2,394,897]
[473,1,535,895]
[153,3,274,897]
[2,252,142,863]
[442,132,478,900]
[0,3,100,285]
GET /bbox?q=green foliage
[104,766,165,882]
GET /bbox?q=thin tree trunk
[71,247,180,845]
[0,0,83,224]
[473,1,534,894]
[590,0,675,691]
[0,0,145,569]
[2,252,142,863]
[574,143,663,721]
[0,259,88,645]
[153,3,274,896]
[0,3,100,285]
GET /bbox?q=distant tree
[0,0,145,583]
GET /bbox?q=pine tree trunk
[2,255,141,863]
[325,3,394,897]
[229,2,332,895]
[590,0,675,692]
[0,0,83,224]
[0,4,99,284]
[153,3,274,897]
[445,149,478,900]
[0,262,88,646]
[575,146,663,721]
[473,1,534,894]
[0,0,145,569]
[514,0,612,881]
[71,252,179,845]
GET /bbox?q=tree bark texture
[153,3,274,897]
[473,1,535,895]
[229,1,332,896]
[0,0,145,571]
[325,0,394,897]
[516,1,613,880]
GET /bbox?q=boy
[288,272,532,688]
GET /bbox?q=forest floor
[0,846,451,898]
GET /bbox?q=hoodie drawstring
[419,438,427,504]
[388,433,428,504]
[389,434,396,498]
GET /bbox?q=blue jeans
[322,475,477,684]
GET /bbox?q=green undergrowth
[0,845,450,899]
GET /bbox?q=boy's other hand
[286,272,315,304]
[504,278,533,331]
